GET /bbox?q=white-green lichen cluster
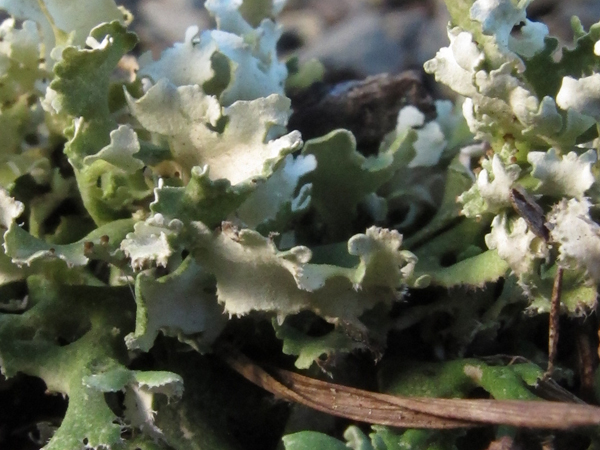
[0,0,599,448]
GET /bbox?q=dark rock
[289,72,436,154]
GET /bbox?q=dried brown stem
[219,347,600,430]
[546,267,564,378]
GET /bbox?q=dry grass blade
[221,348,473,429]
[220,348,600,430]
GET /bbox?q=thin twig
[546,267,564,378]
[219,346,600,429]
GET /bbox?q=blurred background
[121,0,600,80]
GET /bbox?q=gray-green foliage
[0,0,599,448]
